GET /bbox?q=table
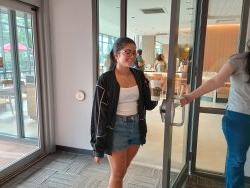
[144,71,187,95]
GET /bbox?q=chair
[0,80,14,114]
[0,79,26,115]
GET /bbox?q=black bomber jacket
[90,67,157,157]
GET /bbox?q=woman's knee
[110,169,126,181]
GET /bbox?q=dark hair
[137,49,142,55]
[156,54,164,61]
[109,37,136,69]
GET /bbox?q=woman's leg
[222,111,250,188]
[126,145,140,168]
[107,149,128,188]
[107,145,140,188]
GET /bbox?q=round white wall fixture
[75,90,85,101]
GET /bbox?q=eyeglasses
[120,49,136,57]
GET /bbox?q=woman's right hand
[94,157,102,165]
[180,94,193,106]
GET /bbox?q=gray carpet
[4,151,248,188]
[1,151,164,188]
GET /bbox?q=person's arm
[90,75,109,160]
[181,63,235,106]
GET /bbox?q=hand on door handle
[159,97,185,126]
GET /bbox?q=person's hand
[94,157,102,165]
[180,94,193,106]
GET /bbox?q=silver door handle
[159,99,167,123]
[172,98,185,127]
[159,97,185,126]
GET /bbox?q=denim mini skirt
[112,114,142,152]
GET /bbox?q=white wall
[49,0,93,150]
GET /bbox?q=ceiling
[99,0,243,43]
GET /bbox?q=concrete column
[141,35,155,67]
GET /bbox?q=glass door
[190,0,250,182]
[0,1,44,182]
[160,0,197,187]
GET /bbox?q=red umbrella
[3,43,28,52]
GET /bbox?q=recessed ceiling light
[131,16,135,18]
[141,8,165,14]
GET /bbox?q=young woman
[180,44,250,188]
[154,53,167,72]
[91,37,157,188]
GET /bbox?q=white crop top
[116,85,139,116]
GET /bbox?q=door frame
[0,0,54,184]
[92,0,250,186]
[188,0,250,183]
[161,0,189,187]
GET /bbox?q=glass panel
[127,0,196,185]
[98,0,120,76]
[196,0,245,175]
[170,0,197,185]
[127,0,170,173]
[0,7,17,137]
[0,6,39,170]
[196,113,226,173]
[200,0,243,108]
[16,11,38,139]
